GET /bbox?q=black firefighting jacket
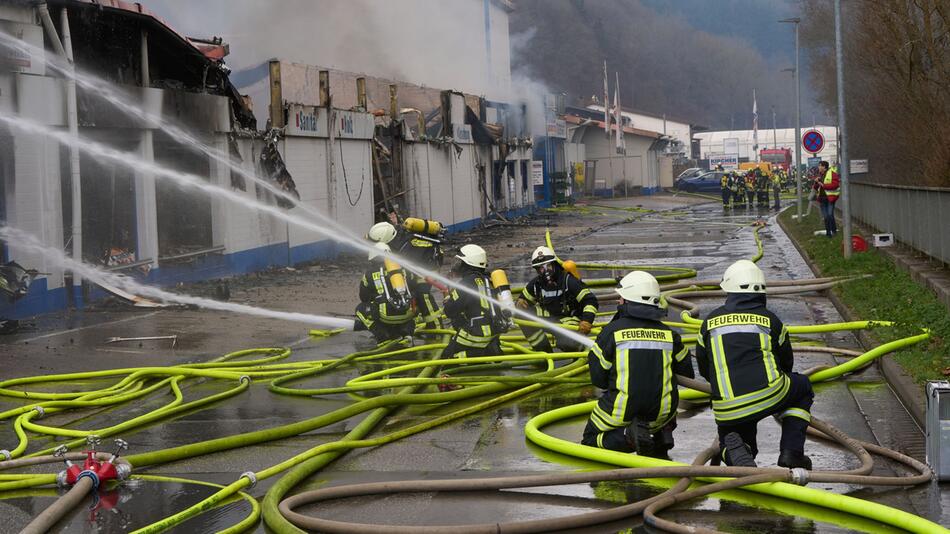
[588,302,693,432]
[443,265,505,348]
[358,261,413,325]
[520,269,598,323]
[695,293,794,423]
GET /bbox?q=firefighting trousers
[440,335,502,359]
[521,314,585,353]
[581,416,677,454]
[721,188,731,206]
[715,372,814,456]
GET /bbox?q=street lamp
[779,17,802,223]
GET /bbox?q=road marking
[18,312,162,343]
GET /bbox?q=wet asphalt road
[0,194,946,533]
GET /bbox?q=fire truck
[760,148,792,171]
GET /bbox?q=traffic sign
[802,130,824,154]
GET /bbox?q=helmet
[720,259,766,293]
[530,246,557,268]
[616,271,661,307]
[455,244,487,269]
[368,241,390,260]
[367,222,397,244]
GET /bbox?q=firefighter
[581,271,694,458]
[516,246,598,353]
[771,170,783,210]
[368,220,444,328]
[354,242,416,345]
[441,244,506,359]
[694,260,814,469]
[732,172,746,208]
[756,170,771,208]
[744,171,756,207]
[720,171,731,209]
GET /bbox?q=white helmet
[455,244,487,269]
[616,271,661,307]
[530,246,557,267]
[720,259,766,293]
[368,241,390,260]
[367,222,397,244]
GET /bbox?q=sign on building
[723,137,740,155]
[285,104,328,137]
[807,156,822,169]
[545,119,567,139]
[850,159,869,174]
[709,153,739,170]
[531,161,544,186]
[334,109,375,139]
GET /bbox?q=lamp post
[833,0,852,258]
[779,17,802,222]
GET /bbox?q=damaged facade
[0,0,537,319]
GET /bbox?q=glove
[515,298,531,310]
[577,320,593,336]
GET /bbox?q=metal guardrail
[850,180,950,265]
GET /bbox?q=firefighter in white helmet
[581,271,693,458]
[440,244,506,358]
[695,259,814,469]
[353,242,415,345]
[516,246,598,352]
[366,219,444,329]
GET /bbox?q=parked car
[675,171,726,193]
[676,167,704,181]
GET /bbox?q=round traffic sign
[802,130,824,154]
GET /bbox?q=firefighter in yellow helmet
[582,271,693,458]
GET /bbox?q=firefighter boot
[625,420,656,457]
[721,432,757,467]
[778,449,813,470]
[652,424,675,459]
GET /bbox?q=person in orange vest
[813,161,841,237]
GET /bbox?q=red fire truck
[760,148,792,171]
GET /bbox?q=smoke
[140,0,513,100]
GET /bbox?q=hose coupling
[53,445,69,458]
[789,467,809,486]
[240,471,257,488]
[86,434,102,451]
[115,463,132,481]
[76,469,101,490]
[239,375,251,384]
[0,449,10,461]
[55,470,69,488]
[33,406,45,418]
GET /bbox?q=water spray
[0,30,594,348]
[0,225,354,329]
[0,113,594,348]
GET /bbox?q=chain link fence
[850,180,950,266]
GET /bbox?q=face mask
[536,262,557,284]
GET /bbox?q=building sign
[452,123,473,144]
[285,104,328,137]
[850,159,869,174]
[531,160,544,186]
[545,119,567,139]
[807,156,822,169]
[0,22,44,76]
[709,153,739,170]
[723,137,740,155]
[334,109,375,139]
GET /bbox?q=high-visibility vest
[823,167,840,200]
